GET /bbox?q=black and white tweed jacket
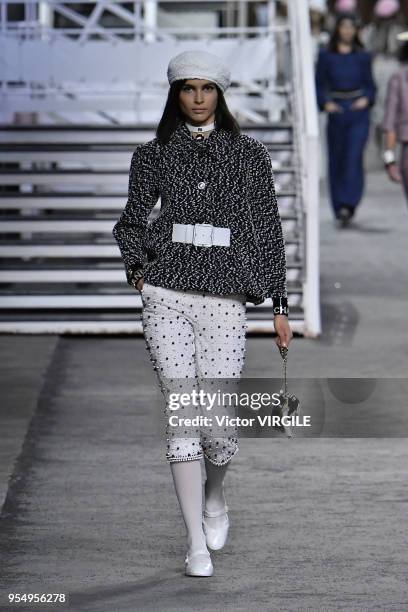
[112,121,288,312]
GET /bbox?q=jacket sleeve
[112,143,160,285]
[248,143,289,316]
[361,51,377,107]
[315,48,331,112]
[382,71,400,132]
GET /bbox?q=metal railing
[0,0,290,122]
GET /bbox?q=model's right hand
[324,101,343,113]
[136,278,144,291]
[386,163,401,183]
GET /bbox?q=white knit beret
[167,50,231,92]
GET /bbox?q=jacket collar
[169,120,231,153]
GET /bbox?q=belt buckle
[193,223,213,247]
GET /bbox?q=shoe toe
[185,550,213,577]
[202,512,229,550]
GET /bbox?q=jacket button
[198,181,206,190]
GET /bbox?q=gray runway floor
[1,170,408,611]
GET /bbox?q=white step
[1,172,131,186]
[0,294,143,308]
[0,151,137,164]
[0,129,157,145]
[0,269,123,282]
[0,220,114,232]
[0,244,118,257]
[0,195,130,209]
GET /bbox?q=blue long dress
[315,47,377,218]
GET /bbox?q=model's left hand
[351,96,369,110]
[274,315,293,351]
[386,162,401,183]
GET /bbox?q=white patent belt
[172,223,230,247]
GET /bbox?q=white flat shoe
[202,504,229,550]
[184,549,213,577]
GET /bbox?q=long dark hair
[327,12,365,53]
[156,79,241,145]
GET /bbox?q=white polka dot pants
[141,282,248,466]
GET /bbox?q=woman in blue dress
[315,12,377,226]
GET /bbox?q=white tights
[170,456,230,554]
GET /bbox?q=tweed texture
[112,121,288,308]
[167,50,231,92]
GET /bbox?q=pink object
[374,0,400,18]
[335,0,357,12]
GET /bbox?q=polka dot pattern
[141,282,247,466]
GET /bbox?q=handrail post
[287,0,321,337]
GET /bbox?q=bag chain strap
[279,346,288,399]
[277,345,302,438]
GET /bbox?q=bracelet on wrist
[383,149,396,166]
[130,268,144,289]
[272,296,289,317]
